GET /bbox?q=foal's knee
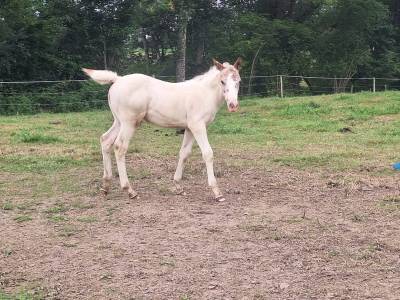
[202,148,213,162]
[100,136,113,153]
[114,142,128,158]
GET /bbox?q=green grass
[12,129,63,144]
[77,216,98,223]
[13,215,33,223]
[47,215,69,223]
[210,91,399,171]
[0,91,398,201]
[2,202,13,210]
[0,290,44,300]
[45,204,69,214]
[380,195,400,212]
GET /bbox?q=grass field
[1,91,399,299]
[1,91,399,175]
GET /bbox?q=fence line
[2,74,400,84]
[0,79,88,84]
[1,74,400,114]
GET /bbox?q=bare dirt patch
[1,156,400,299]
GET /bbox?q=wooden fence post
[373,77,376,93]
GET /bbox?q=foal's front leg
[189,123,224,202]
[173,129,194,194]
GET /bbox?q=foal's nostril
[229,103,235,109]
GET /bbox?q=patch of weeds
[157,184,170,196]
[77,216,97,223]
[253,295,268,300]
[100,273,113,280]
[380,195,400,212]
[71,201,95,210]
[357,250,374,261]
[16,201,38,211]
[14,215,32,223]
[351,214,363,222]
[273,152,357,170]
[48,215,68,222]
[180,295,191,300]
[130,147,141,153]
[284,217,304,224]
[130,168,151,180]
[205,227,221,233]
[3,249,13,257]
[382,195,400,203]
[45,204,69,214]
[328,250,339,257]
[273,101,331,117]
[210,124,249,135]
[0,289,44,300]
[239,223,269,232]
[160,258,176,267]
[58,225,80,237]
[62,242,77,248]
[271,233,283,241]
[106,207,118,217]
[348,104,400,121]
[335,94,353,101]
[2,202,13,211]
[12,129,63,144]
[368,242,384,252]
[357,243,384,260]
[0,155,91,173]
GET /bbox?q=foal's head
[213,58,242,112]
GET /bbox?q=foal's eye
[221,80,225,85]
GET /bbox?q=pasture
[1,91,399,299]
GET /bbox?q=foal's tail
[82,68,119,85]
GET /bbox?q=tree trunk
[288,0,296,19]
[176,8,189,82]
[103,39,107,70]
[194,26,205,74]
[248,44,264,95]
[393,0,400,26]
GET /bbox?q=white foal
[83,58,242,201]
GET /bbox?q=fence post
[279,75,283,98]
[373,77,376,93]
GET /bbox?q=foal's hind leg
[189,123,224,202]
[114,122,137,198]
[173,129,194,193]
[100,120,120,194]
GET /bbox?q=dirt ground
[1,155,400,300]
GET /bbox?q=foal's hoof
[215,195,226,202]
[128,191,138,199]
[173,185,185,195]
[100,187,109,195]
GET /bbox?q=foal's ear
[212,58,225,71]
[233,57,243,70]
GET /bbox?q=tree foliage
[0,0,399,81]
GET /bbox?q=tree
[311,0,395,91]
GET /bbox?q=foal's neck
[194,68,224,106]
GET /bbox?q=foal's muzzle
[228,102,239,112]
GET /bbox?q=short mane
[184,66,220,85]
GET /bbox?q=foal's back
[109,74,219,128]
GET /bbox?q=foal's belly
[145,109,187,128]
